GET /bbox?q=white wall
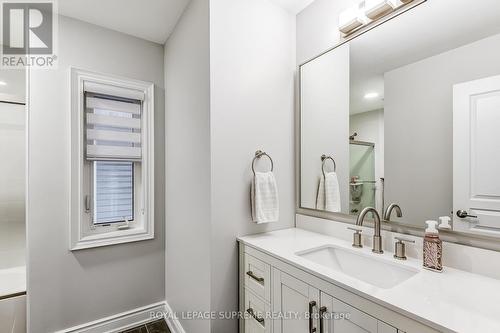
[297,0,357,64]
[0,102,25,269]
[164,1,295,331]
[210,0,295,333]
[209,0,296,331]
[384,32,500,226]
[28,16,165,332]
[300,45,350,212]
[164,0,212,332]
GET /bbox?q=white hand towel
[315,172,341,212]
[251,171,279,223]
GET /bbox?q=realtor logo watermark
[1,0,58,68]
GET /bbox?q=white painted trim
[69,67,155,250]
[163,301,186,333]
[54,301,181,333]
[55,302,164,333]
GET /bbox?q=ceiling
[58,0,191,44]
[349,0,500,114]
[58,0,313,44]
[269,0,316,14]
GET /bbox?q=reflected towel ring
[321,154,336,177]
[252,150,274,176]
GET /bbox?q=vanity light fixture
[338,5,366,35]
[338,0,424,37]
[364,92,379,99]
[365,0,399,20]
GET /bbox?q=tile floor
[121,319,170,333]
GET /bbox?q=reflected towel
[316,172,341,212]
[251,171,279,223]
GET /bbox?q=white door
[454,75,500,236]
[273,269,320,333]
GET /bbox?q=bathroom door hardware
[456,210,478,219]
[246,308,265,327]
[309,301,317,333]
[319,306,327,333]
[246,271,264,283]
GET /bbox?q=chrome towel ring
[321,154,336,177]
[252,150,274,176]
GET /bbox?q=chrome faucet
[383,203,402,221]
[356,207,383,254]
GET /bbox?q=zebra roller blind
[85,94,143,161]
[83,82,144,225]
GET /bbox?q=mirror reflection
[300,0,500,234]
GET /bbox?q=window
[93,161,134,225]
[70,68,154,250]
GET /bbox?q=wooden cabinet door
[273,269,319,333]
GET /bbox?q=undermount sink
[296,245,418,289]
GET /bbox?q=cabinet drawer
[245,288,271,333]
[244,253,271,302]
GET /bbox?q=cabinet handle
[247,308,265,327]
[319,306,327,333]
[309,301,317,333]
[246,271,264,283]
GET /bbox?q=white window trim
[70,67,154,250]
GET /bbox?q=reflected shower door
[349,142,376,215]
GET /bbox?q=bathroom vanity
[238,228,500,333]
[239,1,500,332]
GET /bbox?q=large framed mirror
[298,0,500,243]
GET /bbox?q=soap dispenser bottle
[423,220,443,272]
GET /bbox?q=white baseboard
[56,301,181,333]
[163,301,185,333]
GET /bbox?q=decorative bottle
[423,220,443,272]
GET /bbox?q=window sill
[70,227,154,251]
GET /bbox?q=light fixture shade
[339,6,365,34]
[364,0,398,20]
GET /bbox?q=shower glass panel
[0,102,25,269]
[349,142,376,215]
[0,68,26,308]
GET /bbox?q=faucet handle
[347,227,363,248]
[394,237,415,260]
[395,237,415,244]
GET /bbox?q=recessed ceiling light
[364,92,379,99]
[0,81,7,86]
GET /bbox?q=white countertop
[238,228,500,333]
